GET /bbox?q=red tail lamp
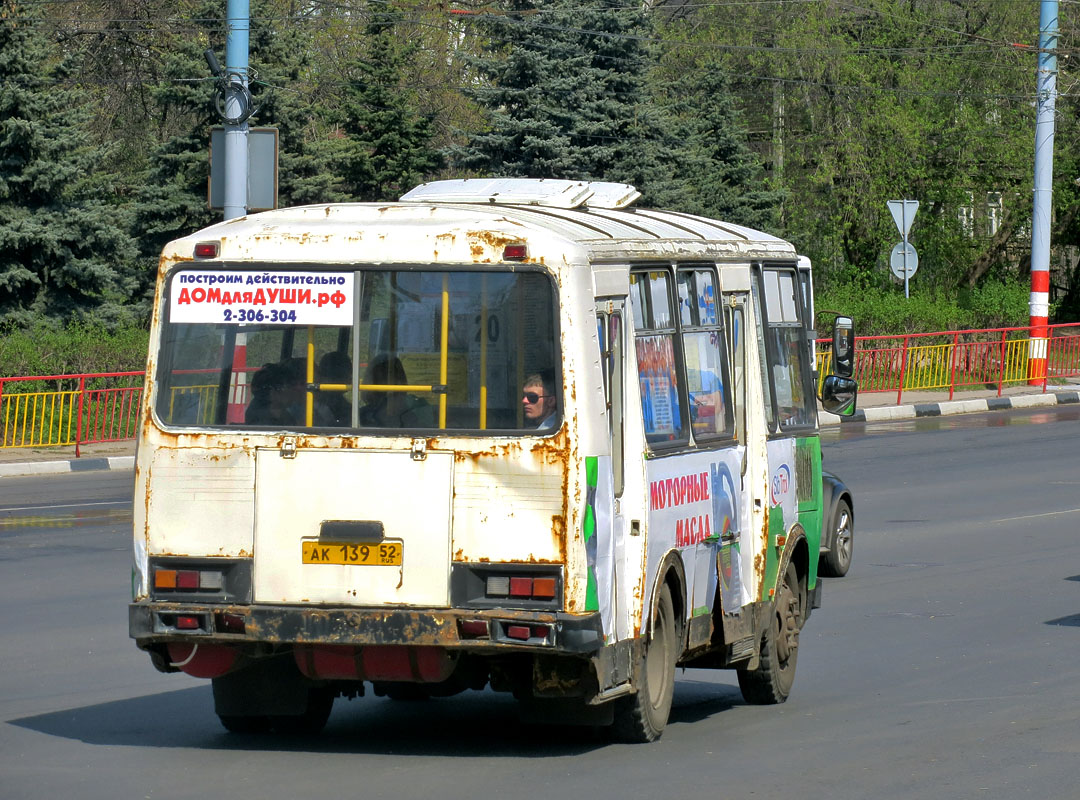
[502,243,528,261]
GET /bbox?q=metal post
[902,215,910,300]
[223,0,250,222]
[948,332,959,400]
[998,330,1007,396]
[1028,0,1057,385]
[75,376,86,458]
[896,335,909,405]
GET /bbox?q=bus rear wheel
[217,714,272,734]
[737,562,800,705]
[269,688,335,735]
[612,582,679,743]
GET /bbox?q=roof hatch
[400,178,641,210]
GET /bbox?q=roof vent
[400,178,640,210]
[581,182,641,210]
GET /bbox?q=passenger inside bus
[522,371,557,429]
[359,355,434,428]
[314,350,352,426]
[245,359,306,426]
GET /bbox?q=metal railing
[816,322,1080,404]
[4,323,1080,454]
[0,372,144,456]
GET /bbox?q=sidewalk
[1,382,1078,478]
[819,381,1080,426]
[0,441,136,478]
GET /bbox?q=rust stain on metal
[754,503,769,595]
[143,461,153,546]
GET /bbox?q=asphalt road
[1,407,1078,800]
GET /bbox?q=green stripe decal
[584,456,599,612]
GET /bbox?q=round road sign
[889,242,918,280]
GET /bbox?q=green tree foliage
[0,0,137,327]
[127,2,221,306]
[667,1,1057,295]
[248,1,350,205]
[331,8,442,201]
[3,0,1078,340]
[452,0,689,208]
[655,57,783,231]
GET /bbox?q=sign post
[887,200,919,298]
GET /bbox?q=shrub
[0,320,149,378]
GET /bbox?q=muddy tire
[737,563,800,705]
[611,583,679,743]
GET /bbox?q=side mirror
[831,315,854,378]
[820,375,857,416]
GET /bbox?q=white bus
[129,179,856,741]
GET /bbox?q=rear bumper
[129,601,604,655]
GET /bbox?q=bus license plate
[302,540,403,566]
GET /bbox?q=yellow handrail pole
[439,274,449,429]
[306,325,315,427]
[515,279,525,427]
[480,274,488,430]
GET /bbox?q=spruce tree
[452,0,685,208]
[662,64,783,232]
[0,0,136,326]
[128,4,220,304]
[248,1,351,206]
[333,11,442,202]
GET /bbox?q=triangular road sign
[887,200,920,238]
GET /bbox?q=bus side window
[597,306,626,497]
[630,271,687,447]
[677,268,733,441]
[725,301,747,445]
[750,280,777,432]
[755,266,816,432]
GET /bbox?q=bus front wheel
[612,582,679,743]
[738,562,800,704]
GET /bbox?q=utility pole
[206,0,256,422]
[223,0,251,221]
[206,0,255,221]
[1028,0,1058,385]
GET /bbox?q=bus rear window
[154,267,559,434]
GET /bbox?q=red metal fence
[816,322,1080,404]
[0,371,144,456]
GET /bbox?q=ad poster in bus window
[636,335,682,439]
[170,270,354,326]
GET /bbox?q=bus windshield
[154,267,559,434]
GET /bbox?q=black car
[820,471,854,577]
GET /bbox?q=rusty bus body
[129,179,856,741]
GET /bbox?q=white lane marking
[0,500,131,513]
[992,508,1080,523]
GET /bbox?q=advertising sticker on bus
[170,271,354,326]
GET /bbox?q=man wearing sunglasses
[522,371,558,430]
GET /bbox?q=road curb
[0,455,135,479]
[820,389,1080,426]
